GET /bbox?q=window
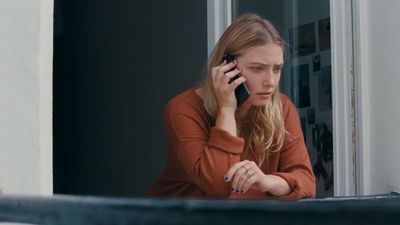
[203,0,334,197]
[232,0,333,198]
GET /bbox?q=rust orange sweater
[148,88,315,200]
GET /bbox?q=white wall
[358,0,400,195]
[0,0,53,194]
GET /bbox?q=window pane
[233,0,333,198]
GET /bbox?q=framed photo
[313,54,321,72]
[308,108,315,124]
[318,17,331,51]
[291,64,311,108]
[289,22,316,58]
[318,66,332,111]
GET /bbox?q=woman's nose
[262,73,276,86]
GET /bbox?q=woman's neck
[235,102,251,123]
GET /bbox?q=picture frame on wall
[318,17,331,51]
[318,66,332,111]
[308,108,315,124]
[313,54,321,72]
[291,64,311,108]
[289,22,316,58]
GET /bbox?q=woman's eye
[251,67,262,72]
[273,67,282,73]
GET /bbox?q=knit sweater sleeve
[164,98,245,197]
[270,95,316,200]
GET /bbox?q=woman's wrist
[262,175,291,196]
[215,107,237,136]
[218,106,236,115]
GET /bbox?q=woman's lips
[256,92,272,96]
[256,92,272,98]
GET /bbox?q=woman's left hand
[224,160,291,196]
[224,160,270,193]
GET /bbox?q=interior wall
[53,0,208,196]
[0,0,53,194]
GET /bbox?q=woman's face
[236,43,284,107]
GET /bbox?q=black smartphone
[223,54,250,107]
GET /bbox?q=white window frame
[207,0,368,197]
[331,0,370,196]
[350,0,371,196]
[330,0,356,196]
[207,0,232,55]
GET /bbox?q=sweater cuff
[269,172,302,201]
[208,127,244,154]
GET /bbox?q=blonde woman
[149,13,315,200]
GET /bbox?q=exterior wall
[0,0,53,194]
[362,0,400,194]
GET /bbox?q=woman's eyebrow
[248,62,284,67]
[248,62,268,66]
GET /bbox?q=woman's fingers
[222,68,241,83]
[220,59,238,73]
[228,76,246,91]
[225,161,264,194]
[224,160,249,182]
[231,166,250,192]
[216,68,245,95]
[210,59,246,110]
[212,60,239,85]
[232,162,254,193]
[240,172,258,193]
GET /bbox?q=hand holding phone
[223,54,250,107]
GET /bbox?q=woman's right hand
[211,60,246,111]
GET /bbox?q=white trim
[351,0,371,195]
[207,0,232,55]
[330,0,356,196]
[39,0,54,195]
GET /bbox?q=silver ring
[246,170,254,178]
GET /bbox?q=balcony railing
[0,193,399,225]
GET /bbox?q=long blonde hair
[201,13,287,166]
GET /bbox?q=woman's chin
[248,98,271,107]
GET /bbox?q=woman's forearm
[215,107,237,136]
[262,174,291,196]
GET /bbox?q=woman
[149,13,315,200]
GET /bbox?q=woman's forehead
[237,44,284,65]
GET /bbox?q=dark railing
[0,193,399,225]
